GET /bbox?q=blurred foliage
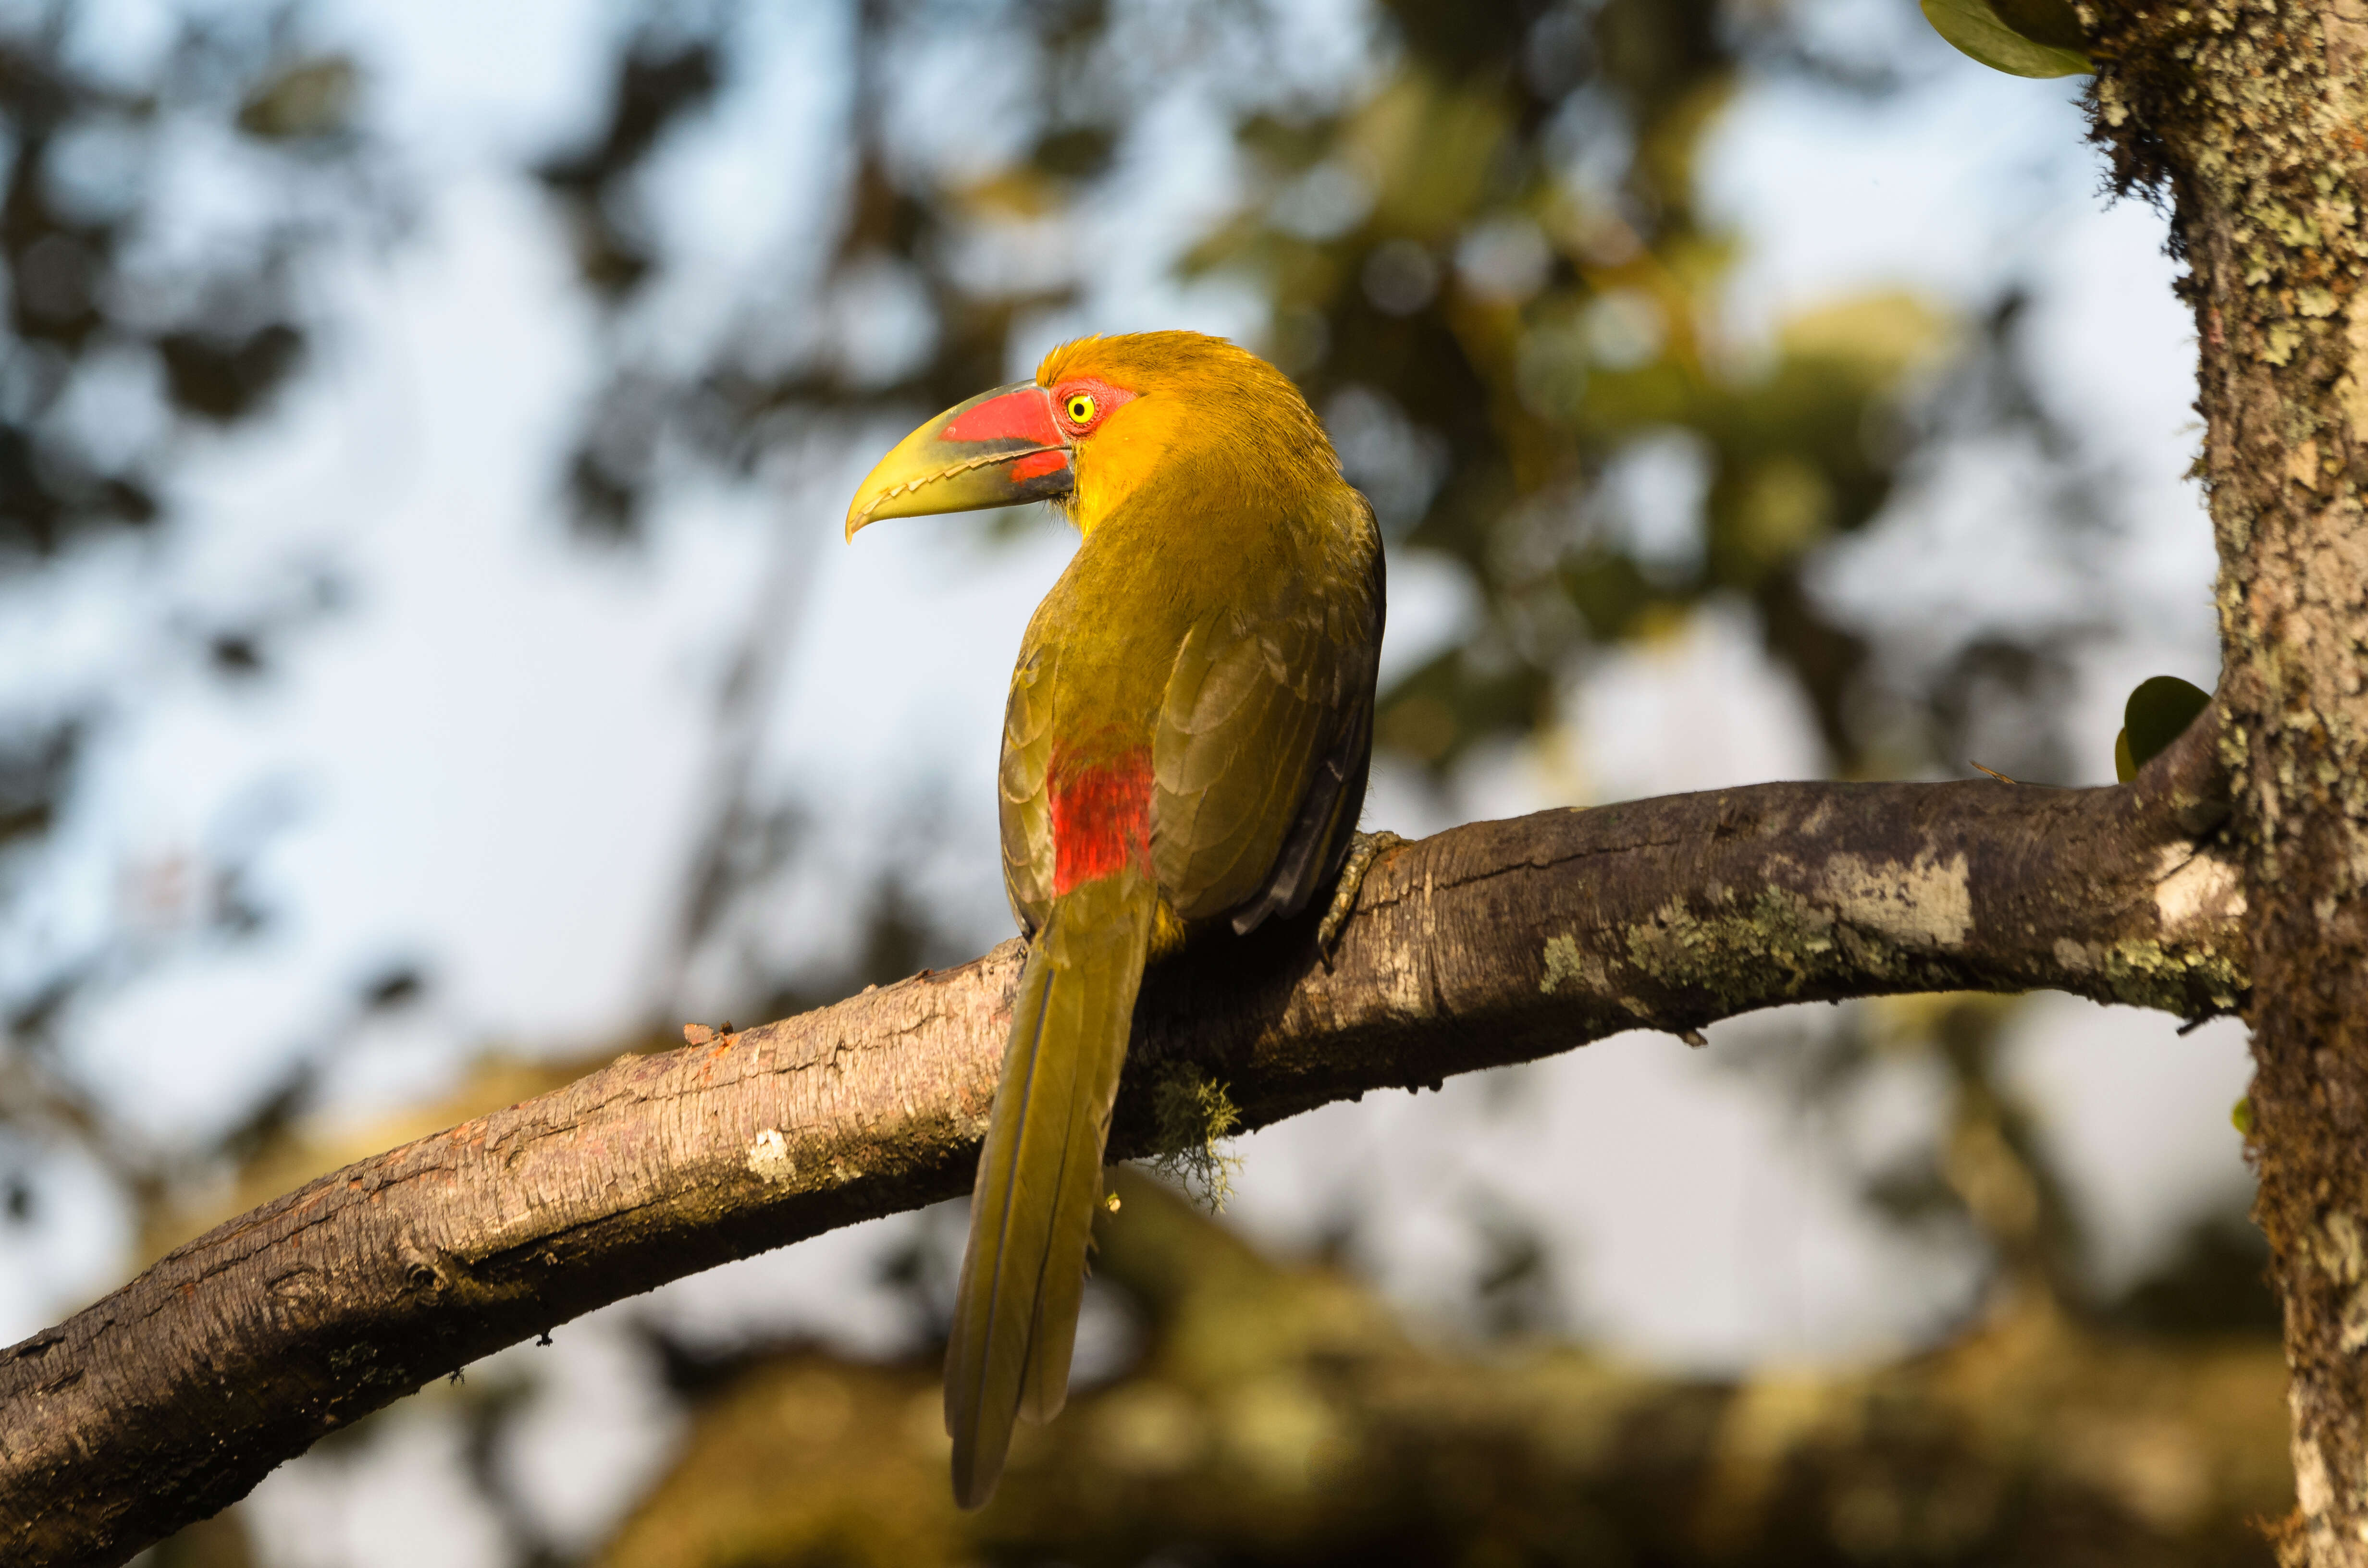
[134,978,2281,1565]
[1176,0,2114,781]
[536,38,722,304]
[0,17,369,564]
[602,1168,2285,1568]
[0,0,2134,1193]
[0,0,399,1249]
[142,1508,253,1568]
[1866,996,2088,1308]
[1188,0,1911,771]
[551,0,2108,794]
[1722,991,2274,1342]
[0,1,2266,1562]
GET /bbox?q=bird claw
[1317,830,1409,967]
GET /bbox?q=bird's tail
[944,869,1155,1508]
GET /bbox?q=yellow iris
[1065,392,1096,424]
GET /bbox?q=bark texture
[0,738,2239,1568]
[2089,4,2368,1562]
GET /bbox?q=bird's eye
[1065,392,1096,425]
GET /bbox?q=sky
[0,3,2255,1563]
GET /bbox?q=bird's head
[844,331,1338,541]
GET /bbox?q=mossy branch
[0,718,2240,1568]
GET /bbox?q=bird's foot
[1318,830,1409,967]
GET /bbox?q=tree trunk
[2091,4,2368,1561]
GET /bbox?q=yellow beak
[844,381,1074,541]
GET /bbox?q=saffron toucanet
[846,331,1386,1507]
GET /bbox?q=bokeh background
[0,0,2277,1564]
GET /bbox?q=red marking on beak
[942,385,1062,447]
[1009,449,1067,482]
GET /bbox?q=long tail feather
[944,870,1154,1508]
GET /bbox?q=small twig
[1968,762,2070,788]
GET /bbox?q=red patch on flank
[1009,449,1067,481]
[1050,750,1153,894]
[942,386,1061,445]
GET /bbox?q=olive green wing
[1223,527,1384,932]
[998,642,1058,937]
[1152,522,1382,930]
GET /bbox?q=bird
[845,330,1386,1508]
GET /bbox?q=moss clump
[1145,1064,1243,1213]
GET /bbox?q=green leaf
[2123,675,2211,774]
[1990,0,2090,52]
[2113,728,2136,784]
[2232,1096,2253,1137]
[1920,0,2093,77]
[237,57,359,141]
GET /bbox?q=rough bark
[0,727,2240,1568]
[2088,4,2368,1562]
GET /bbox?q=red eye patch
[1049,377,1135,436]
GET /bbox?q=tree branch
[0,726,2243,1568]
